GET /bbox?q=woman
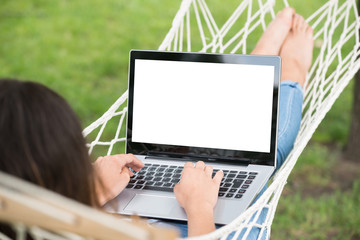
[0,8,313,239]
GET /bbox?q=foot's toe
[306,26,313,39]
[277,7,295,19]
[297,15,306,31]
[293,14,299,29]
[276,7,295,26]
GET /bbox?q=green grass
[273,145,360,240]
[1,0,359,239]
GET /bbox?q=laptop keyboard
[127,163,257,199]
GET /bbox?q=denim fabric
[153,81,304,238]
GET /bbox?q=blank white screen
[132,59,274,153]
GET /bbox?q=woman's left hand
[174,161,223,236]
[94,154,144,205]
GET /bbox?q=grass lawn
[1,0,359,239]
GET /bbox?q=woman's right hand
[94,154,144,205]
[174,161,223,236]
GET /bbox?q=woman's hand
[174,161,223,237]
[94,154,144,205]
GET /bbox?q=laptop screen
[127,50,280,166]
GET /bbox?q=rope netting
[84,0,360,239]
[1,0,359,239]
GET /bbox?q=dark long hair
[0,79,99,207]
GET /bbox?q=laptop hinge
[145,152,250,166]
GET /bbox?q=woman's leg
[276,14,314,168]
[236,12,314,240]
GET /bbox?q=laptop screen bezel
[126,50,280,167]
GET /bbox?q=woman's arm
[174,161,223,237]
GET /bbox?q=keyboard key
[144,176,153,181]
[238,189,246,194]
[225,178,233,182]
[223,183,232,188]
[174,169,182,173]
[163,177,171,182]
[129,179,137,184]
[135,175,145,180]
[248,175,256,179]
[232,179,244,188]
[157,168,166,172]
[146,181,155,186]
[249,172,258,175]
[137,180,145,185]
[154,182,163,186]
[245,180,252,184]
[218,192,225,197]
[227,173,236,178]
[169,166,177,168]
[173,174,181,178]
[171,179,180,184]
[229,189,237,193]
[166,168,174,173]
[230,170,238,174]
[126,184,134,189]
[164,173,172,177]
[235,194,243,199]
[242,184,250,189]
[219,187,229,192]
[155,172,164,177]
[236,174,247,179]
[153,177,162,182]
[134,185,143,189]
[163,182,172,187]
[226,193,234,198]
[143,186,173,192]
[239,171,247,174]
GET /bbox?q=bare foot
[280,14,314,87]
[251,7,295,55]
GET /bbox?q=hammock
[1,0,359,239]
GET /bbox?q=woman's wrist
[186,204,216,237]
[184,202,214,217]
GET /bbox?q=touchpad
[124,194,179,215]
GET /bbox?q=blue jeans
[153,81,304,238]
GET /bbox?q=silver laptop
[105,50,281,225]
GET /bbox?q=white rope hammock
[1,0,359,239]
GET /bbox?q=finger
[173,183,179,194]
[195,161,205,170]
[120,166,132,178]
[213,170,224,185]
[125,154,145,171]
[118,154,144,171]
[184,162,194,168]
[204,165,213,177]
[127,168,134,177]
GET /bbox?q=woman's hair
[0,78,99,207]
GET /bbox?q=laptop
[105,50,281,225]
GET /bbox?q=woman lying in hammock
[0,7,313,239]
